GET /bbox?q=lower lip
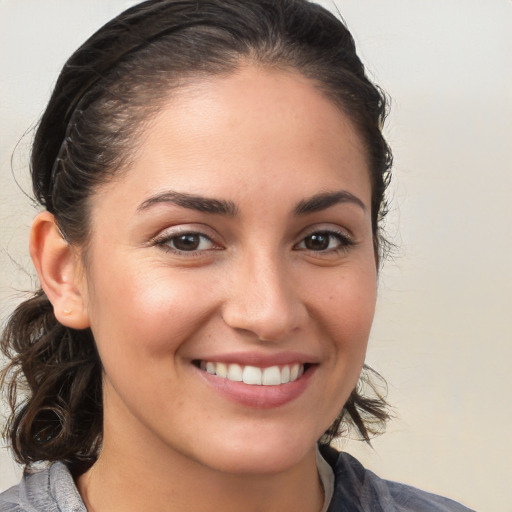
[196,365,317,409]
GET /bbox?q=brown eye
[304,233,330,251]
[296,230,353,252]
[165,233,214,252]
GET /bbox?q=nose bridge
[222,246,305,341]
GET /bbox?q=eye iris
[173,234,200,251]
[305,233,330,251]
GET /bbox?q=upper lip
[194,351,318,368]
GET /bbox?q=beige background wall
[1,1,511,510]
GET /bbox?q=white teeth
[243,366,262,385]
[262,366,281,386]
[216,362,228,378]
[290,363,300,381]
[200,361,306,386]
[227,363,243,382]
[280,365,290,384]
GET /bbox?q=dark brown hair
[1,0,392,474]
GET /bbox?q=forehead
[92,65,371,213]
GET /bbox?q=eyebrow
[294,190,366,215]
[137,191,238,216]
[137,189,365,217]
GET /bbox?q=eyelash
[152,231,219,255]
[152,228,354,256]
[294,229,355,254]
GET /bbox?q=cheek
[85,260,218,358]
[304,262,376,386]
[310,266,376,338]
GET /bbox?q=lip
[193,351,318,367]
[193,352,318,409]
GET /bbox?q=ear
[30,211,90,329]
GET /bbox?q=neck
[77,414,324,512]
[78,445,324,512]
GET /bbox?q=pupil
[174,234,200,251]
[305,233,329,251]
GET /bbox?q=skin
[32,65,377,512]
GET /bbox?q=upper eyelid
[296,230,353,245]
[153,233,218,251]
[296,223,354,240]
[159,232,212,243]
[149,223,355,246]
[151,224,219,242]
[152,231,221,256]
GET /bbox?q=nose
[221,250,308,342]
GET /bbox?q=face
[79,65,377,475]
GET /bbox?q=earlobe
[30,211,90,329]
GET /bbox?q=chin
[186,426,320,476]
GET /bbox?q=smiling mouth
[195,361,311,386]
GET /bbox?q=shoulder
[0,462,86,512]
[320,445,476,512]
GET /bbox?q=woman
[0,1,474,510]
